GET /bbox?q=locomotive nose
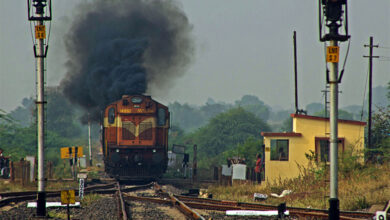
[152,152,163,164]
[133,153,142,164]
[111,152,120,163]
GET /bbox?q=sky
[1,0,389,113]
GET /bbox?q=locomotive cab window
[108,107,116,124]
[157,108,166,126]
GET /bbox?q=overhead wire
[340,39,351,76]
[360,65,369,122]
[29,20,35,46]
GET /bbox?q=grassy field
[207,161,390,211]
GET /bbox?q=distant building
[261,114,366,183]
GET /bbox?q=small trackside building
[261,114,366,183]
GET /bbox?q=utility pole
[192,144,197,183]
[293,31,306,115]
[88,113,93,166]
[319,1,350,219]
[328,38,339,219]
[293,31,299,114]
[363,37,379,161]
[28,0,52,217]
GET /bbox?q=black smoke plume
[60,0,193,123]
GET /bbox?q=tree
[370,106,390,162]
[224,136,264,167]
[46,87,83,138]
[0,122,72,161]
[235,95,270,121]
[168,102,205,131]
[280,117,293,132]
[313,109,354,120]
[168,125,186,147]
[306,103,324,115]
[7,98,34,127]
[200,103,229,120]
[185,107,271,168]
[0,109,13,123]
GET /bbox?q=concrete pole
[363,36,379,160]
[88,116,92,166]
[329,40,339,219]
[367,37,373,159]
[293,31,299,114]
[36,15,46,217]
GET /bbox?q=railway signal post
[27,0,52,217]
[318,1,350,219]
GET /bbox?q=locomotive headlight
[153,149,156,153]
[116,149,120,153]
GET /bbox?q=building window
[270,139,289,161]
[315,138,344,163]
[319,140,330,162]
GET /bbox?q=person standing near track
[254,153,262,184]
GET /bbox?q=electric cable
[29,21,35,45]
[360,64,369,122]
[356,64,370,153]
[340,39,351,74]
[46,20,52,47]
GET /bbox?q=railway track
[0,179,382,219]
[126,182,377,220]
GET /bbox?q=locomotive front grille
[122,122,135,140]
[139,122,152,140]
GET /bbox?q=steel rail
[0,183,153,208]
[175,194,374,219]
[125,194,363,220]
[116,182,128,220]
[154,183,205,220]
[0,182,117,198]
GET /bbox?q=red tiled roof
[261,132,302,137]
[290,114,366,126]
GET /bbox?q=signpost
[61,189,75,220]
[34,25,46,39]
[61,147,83,179]
[326,46,340,63]
[77,173,88,200]
[61,147,83,159]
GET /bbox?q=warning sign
[61,147,83,159]
[326,46,339,63]
[61,190,75,205]
[35,25,46,39]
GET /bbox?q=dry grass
[0,180,79,192]
[208,162,390,211]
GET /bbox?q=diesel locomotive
[102,95,170,180]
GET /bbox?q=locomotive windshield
[108,107,115,124]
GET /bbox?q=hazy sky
[1,0,389,113]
